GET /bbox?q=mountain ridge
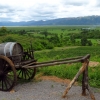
[0,15,100,26]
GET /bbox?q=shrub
[32,41,44,50]
[2,37,16,42]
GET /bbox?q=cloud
[0,0,100,22]
[60,0,88,6]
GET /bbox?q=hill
[0,15,100,26]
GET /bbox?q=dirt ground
[89,61,100,67]
[1,79,99,100]
[38,75,78,85]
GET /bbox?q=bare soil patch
[34,61,100,86]
[89,61,100,67]
[37,75,78,85]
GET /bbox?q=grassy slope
[34,46,100,88]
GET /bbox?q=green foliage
[39,63,81,79]
[2,37,16,42]
[32,41,44,50]
[35,46,100,87]
[70,34,76,44]
[0,26,100,88]
[81,31,88,46]
[75,29,100,39]
[89,67,100,87]
[40,40,54,49]
[2,25,100,47]
[0,26,8,36]
[80,30,92,46]
[81,35,87,46]
[19,30,26,35]
[0,26,7,33]
[32,40,54,50]
[40,30,48,37]
[87,40,92,46]
[35,46,100,62]
[48,34,62,47]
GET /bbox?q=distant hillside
[0,15,100,26]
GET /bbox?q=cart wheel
[0,55,17,91]
[17,51,36,80]
[17,68,36,80]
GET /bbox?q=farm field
[0,25,100,88]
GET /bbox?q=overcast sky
[0,0,99,22]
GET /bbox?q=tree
[19,30,26,35]
[70,34,75,44]
[81,35,87,46]
[81,30,88,46]
[0,26,7,36]
[2,37,16,42]
[87,40,92,46]
[0,26,7,33]
[41,30,48,38]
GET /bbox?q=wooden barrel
[0,42,23,62]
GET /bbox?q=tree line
[0,26,100,50]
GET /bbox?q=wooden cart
[0,42,90,92]
[0,42,38,91]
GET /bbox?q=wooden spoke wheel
[0,55,17,91]
[17,51,36,80]
[17,68,36,80]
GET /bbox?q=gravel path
[0,80,100,100]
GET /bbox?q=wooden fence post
[82,59,89,96]
[62,60,87,98]
[82,59,95,100]
[62,58,95,100]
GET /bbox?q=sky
[0,0,100,22]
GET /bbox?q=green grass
[1,26,100,88]
[35,46,100,62]
[38,63,82,79]
[76,39,100,45]
[6,26,82,35]
[35,46,100,88]
[0,34,36,49]
[89,66,100,87]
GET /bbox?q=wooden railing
[22,54,95,100]
[62,54,95,100]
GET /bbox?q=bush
[41,40,54,49]
[87,40,92,46]
[2,37,16,42]
[46,43,54,49]
[32,41,44,50]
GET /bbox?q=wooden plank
[62,60,88,98]
[22,58,82,68]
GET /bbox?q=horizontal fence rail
[21,54,95,100]
[22,54,90,68]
